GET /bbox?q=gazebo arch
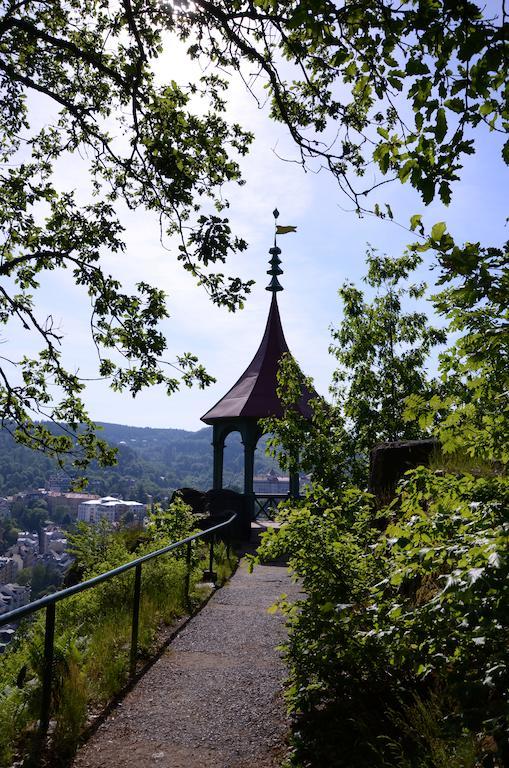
[201,211,315,519]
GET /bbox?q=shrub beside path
[72,543,299,768]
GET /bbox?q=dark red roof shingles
[201,294,314,423]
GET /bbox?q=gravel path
[72,555,299,768]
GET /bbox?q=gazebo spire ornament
[266,208,283,293]
[266,208,297,292]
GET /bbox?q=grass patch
[0,531,239,767]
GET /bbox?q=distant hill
[0,422,281,500]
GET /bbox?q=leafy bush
[258,469,509,767]
[256,237,508,767]
[370,469,509,760]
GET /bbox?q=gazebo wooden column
[211,422,229,490]
[212,420,262,519]
[241,420,263,521]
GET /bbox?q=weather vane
[266,208,297,293]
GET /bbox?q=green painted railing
[0,514,236,734]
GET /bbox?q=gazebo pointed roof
[201,218,314,425]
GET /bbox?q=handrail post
[209,535,214,576]
[40,601,56,735]
[184,540,192,612]
[203,532,217,584]
[130,563,142,678]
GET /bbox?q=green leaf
[435,108,447,143]
[399,160,415,183]
[445,97,465,114]
[431,221,447,241]
[479,101,495,117]
[406,58,429,76]
[502,140,509,165]
[420,179,436,204]
[439,181,452,205]
[410,214,422,231]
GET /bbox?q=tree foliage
[263,249,447,488]
[330,249,446,463]
[257,466,509,766]
[406,240,509,466]
[262,352,354,495]
[255,256,508,764]
[177,1,507,210]
[18,561,62,599]
[0,0,506,473]
[258,253,508,763]
[258,236,508,763]
[0,0,254,471]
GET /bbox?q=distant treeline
[0,423,279,501]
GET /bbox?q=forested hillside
[0,424,279,499]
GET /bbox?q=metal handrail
[0,514,236,626]
[0,513,237,735]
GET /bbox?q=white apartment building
[77,496,145,525]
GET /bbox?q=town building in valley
[77,496,146,525]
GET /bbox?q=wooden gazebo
[201,212,314,519]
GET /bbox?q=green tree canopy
[178,1,507,209]
[330,249,446,461]
[0,0,254,471]
[263,250,447,489]
[406,240,509,465]
[0,1,506,475]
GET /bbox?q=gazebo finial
[266,208,283,293]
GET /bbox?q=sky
[7,27,509,433]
